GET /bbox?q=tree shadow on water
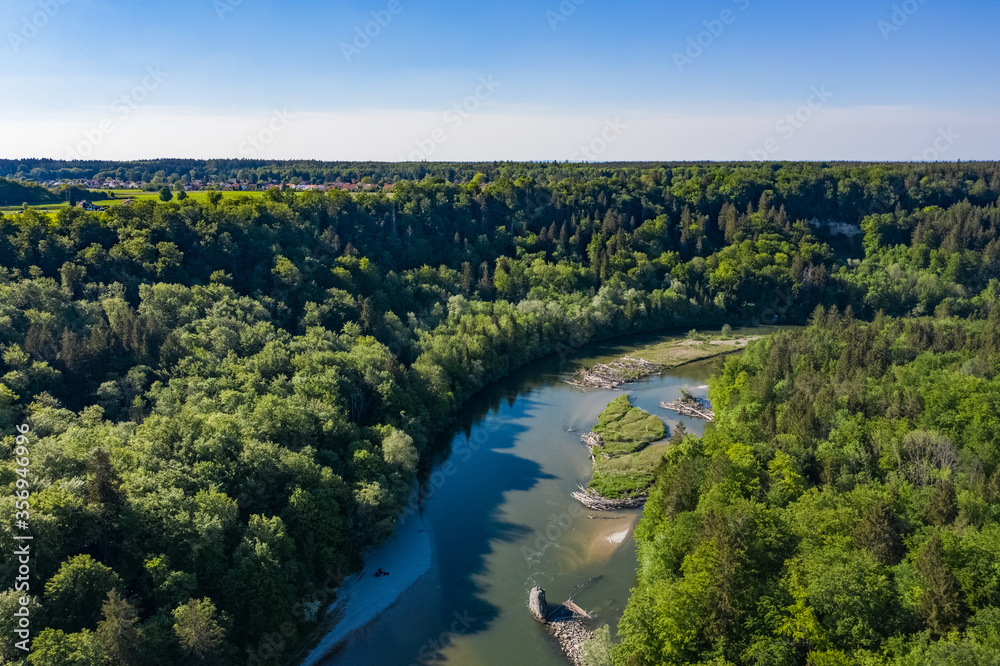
[327,392,556,666]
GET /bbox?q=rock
[529,586,548,622]
[529,589,596,665]
[548,616,594,666]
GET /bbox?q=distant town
[40,178,389,192]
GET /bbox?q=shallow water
[318,327,768,666]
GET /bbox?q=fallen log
[563,599,593,620]
[660,400,715,422]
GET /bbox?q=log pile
[567,356,662,390]
[660,398,715,422]
[571,485,646,511]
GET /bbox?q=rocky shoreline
[529,587,595,666]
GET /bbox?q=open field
[629,333,762,369]
[0,190,274,214]
[90,190,272,206]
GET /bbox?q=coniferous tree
[916,533,966,635]
[96,590,143,666]
[852,502,904,565]
[927,479,959,526]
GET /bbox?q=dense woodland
[0,161,998,665]
[613,314,1000,666]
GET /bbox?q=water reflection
[324,328,768,666]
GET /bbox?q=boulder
[528,586,548,622]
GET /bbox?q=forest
[611,313,1000,666]
[0,160,998,665]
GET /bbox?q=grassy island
[587,395,668,500]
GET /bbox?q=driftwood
[567,356,663,390]
[571,485,646,511]
[563,599,593,620]
[581,432,603,464]
[660,399,715,422]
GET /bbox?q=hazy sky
[2,0,998,161]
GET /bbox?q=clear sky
[1,0,998,161]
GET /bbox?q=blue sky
[2,0,998,160]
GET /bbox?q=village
[37,177,389,193]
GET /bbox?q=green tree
[916,533,967,635]
[927,479,959,526]
[580,624,614,666]
[852,502,904,565]
[27,629,101,666]
[86,448,123,506]
[172,598,226,664]
[158,187,173,202]
[382,428,418,474]
[96,590,143,666]
[44,555,123,632]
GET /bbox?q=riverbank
[568,333,761,389]
[308,329,742,666]
[299,510,433,666]
[630,334,762,368]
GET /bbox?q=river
[312,327,766,666]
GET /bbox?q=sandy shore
[300,510,433,666]
[605,529,630,544]
[586,513,639,561]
